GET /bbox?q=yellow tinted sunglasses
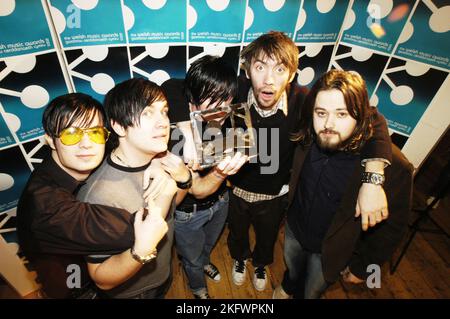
[58,126,110,146]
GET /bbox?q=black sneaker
[203,263,221,282]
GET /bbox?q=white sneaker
[253,266,267,291]
[232,260,247,286]
[272,285,291,299]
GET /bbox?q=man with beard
[273,70,413,299]
[227,31,393,292]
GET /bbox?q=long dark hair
[291,70,374,153]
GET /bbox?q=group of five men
[17,31,413,299]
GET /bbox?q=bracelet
[130,246,157,264]
[176,170,192,189]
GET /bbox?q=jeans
[174,192,229,294]
[282,223,329,299]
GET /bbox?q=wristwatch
[176,170,193,190]
[130,247,157,264]
[361,172,385,186]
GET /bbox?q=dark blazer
[288,142,414,282]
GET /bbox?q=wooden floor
[1,190,448,299]
[166,191,450,299]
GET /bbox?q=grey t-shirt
[77,155,174,298]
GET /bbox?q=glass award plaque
[189,102,256,168]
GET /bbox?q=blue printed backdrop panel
[331,44,390,96]
[124,0,186,43]
[295,44,335,88]
[49,0,126,47]
[395,0,450,69]
[0,146,32,214]
[374,57,448,135]
[0,106,15,149]
[64,46,131,102]
[244,0,301,42]
[295,0,350,43]
[342,0,414,54]
[189,0,246,43]
[0,0,54,58]
[130,45,187,83]
[0,52,69,143]
[189,45,241,74]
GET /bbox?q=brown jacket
[288,143,414,282]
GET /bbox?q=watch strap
[130,247,157,264]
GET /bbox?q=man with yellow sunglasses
[17,93,169,298]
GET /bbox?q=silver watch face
[370,174,384,185]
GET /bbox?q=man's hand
[159,151,191,184]
[355,183,388,231]
[341,266,364,284]
[212,151,248,179]
[143,165,177,204]
[133,207,168,257]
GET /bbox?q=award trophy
[189,102,256,169]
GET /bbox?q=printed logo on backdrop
[371,58,448,135]
[395,0,450,69]
[244,0,301,42]
[0,146,31,214]
[296,44,335,88]
[0,0,53,58]
[342,0,414,54]
[130,45,187,84]
[188,45,241,73]
[331,44,389,95]
[0,113,14,149]
[124,0,186,43]
[294,0,350,43]
[49,0,126,47]
[0,53,68,142]
[188,0,246,43]
[63,46,130,102]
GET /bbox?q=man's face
[49,111,106,181]
[246,53,294,110]
[124,99,170,157]
[313,89,357,151]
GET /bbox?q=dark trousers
[227,192,287,267]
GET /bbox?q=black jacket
[288,143,413,282]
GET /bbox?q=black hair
[184,55,238,107]
[42,93,105,138]
[103,78,167,150]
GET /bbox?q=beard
[316,130,345,152]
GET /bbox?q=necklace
[112,151,131,167]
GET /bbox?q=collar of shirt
[41,153,85,193]
[310,142,360,166]
[247,89,288,118]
